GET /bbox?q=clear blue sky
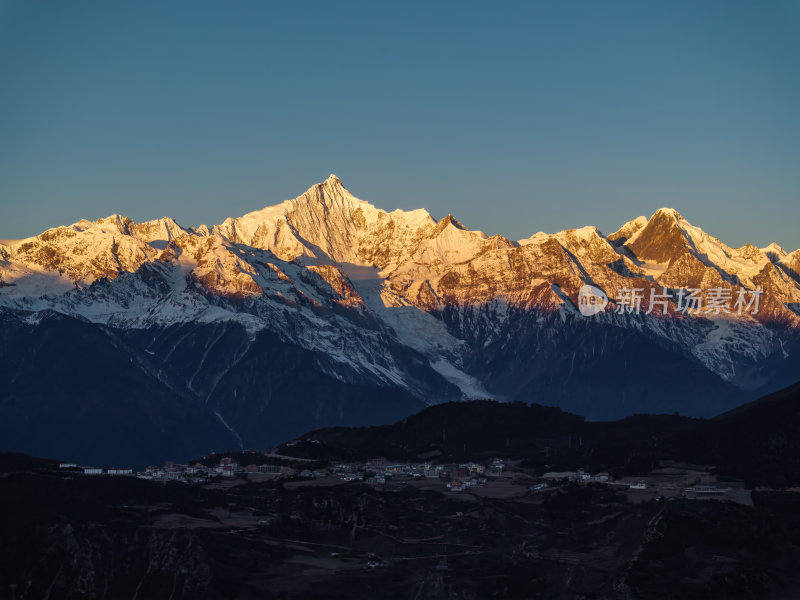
[1,0,799,250]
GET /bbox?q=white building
[107,469,133,476]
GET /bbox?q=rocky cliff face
[1,175,798,464]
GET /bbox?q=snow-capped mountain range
[2,175,799,465]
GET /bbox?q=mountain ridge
[2,176,799,464]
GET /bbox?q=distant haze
[1,1,798,250]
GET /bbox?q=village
[533,462,753,506]
[58,455,501,490]
[56,454,753,505]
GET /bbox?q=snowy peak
[552,226,619,265]
[778,249,800,283]
[321,173,345,191]
[625,207,689,263]
[211,176,441,270]
[653,207,683,220]
[2,217,163,285]
[293,173,359,212]
[435,214,467,232]
[131,217,188,244]
[762,242,787,263]
[619,207,799,298]
[93,214,134,234]
[410,215,489,268]
[208,175,365,263]
[608,215,647,245]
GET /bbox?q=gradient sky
[1,1,799,250]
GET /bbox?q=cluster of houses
[330,458,499,490]
[59,456,749,506]
[137,457,300,484]
[58,457,297,484]
[57,454,512,491]
[538,468,614,485]
[58,463,133,476]
[60,458,626,497]
[531,469,746,502]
